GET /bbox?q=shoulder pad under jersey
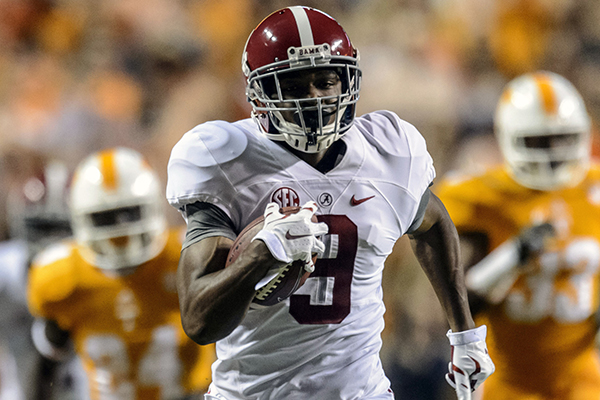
[166,120,251,213]
[355,111,429,157]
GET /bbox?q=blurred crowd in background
[1,0,600,398]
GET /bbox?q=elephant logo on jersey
[271,187,300,208]
[318,192,333,207]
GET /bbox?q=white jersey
[167,111,435,400]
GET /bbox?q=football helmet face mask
[70,148,167,274]
[495,71,591,191]
[242,6,361,153]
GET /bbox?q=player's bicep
[177,201,237,298]
[178,236,234,285]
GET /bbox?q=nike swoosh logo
[285,231,312,240]
[350,195,375,206]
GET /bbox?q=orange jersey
[437,166,600,396]
[27,229,215,400]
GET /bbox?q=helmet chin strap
[306,131,317,146]
[293,111,317,145]
[293,108,338,141]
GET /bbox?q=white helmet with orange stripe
[70,147,167,273]
[495,71,592,191]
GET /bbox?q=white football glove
[446,325,495,400]
[252,201,328,272]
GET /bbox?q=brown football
[225,206,318,306]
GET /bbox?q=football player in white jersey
[167,6,494,400]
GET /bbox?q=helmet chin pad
[508,155,589,190]
[268,103,351,153]
[77,215,168,272]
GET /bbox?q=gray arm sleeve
[406,187,431,234]
[182,202,237,250]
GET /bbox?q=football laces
[254,265,291,301]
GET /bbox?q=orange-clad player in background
[27,147,215,400]
[437,71,600,399]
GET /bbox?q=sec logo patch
[271,187,300,208]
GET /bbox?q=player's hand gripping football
[446,325,495,400]
[252,201,328,272]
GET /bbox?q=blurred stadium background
[1,0,599,398]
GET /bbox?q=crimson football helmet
[495,72,591,190]
[242,6,361,153]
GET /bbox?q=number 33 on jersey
[437,166,600,386]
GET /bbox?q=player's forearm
[409,218,474,332]
[178,239,282,344]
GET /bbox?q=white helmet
[495,71,591,191]
[70,147,167,273]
